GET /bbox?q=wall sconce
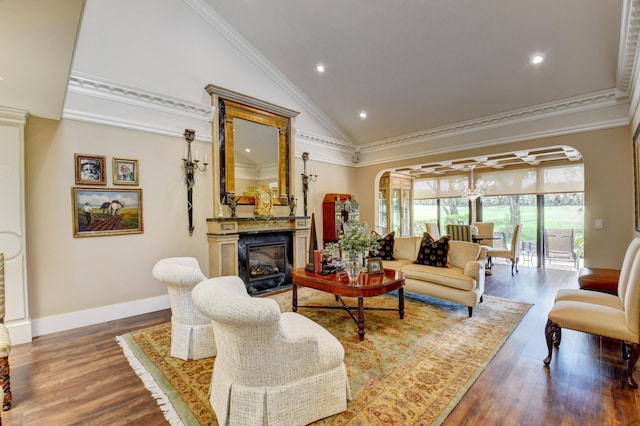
[183,129,207,236]
[301,152,317,216]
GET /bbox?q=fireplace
[247,242,285,282]
[238,231,293,295]
[207,216,311,296]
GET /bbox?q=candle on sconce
[204,153,208,164]
[195,149,199,161]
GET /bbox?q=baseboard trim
[30,295,171,338]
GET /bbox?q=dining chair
[425,222,441,239]
[472,222,495,248]
[486,224,522,275]
[544,237,640,387]
[446,224,473,242]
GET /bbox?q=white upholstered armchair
[192,276,351,426]
[152,257,215,360]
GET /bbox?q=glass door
[392,188,401,235]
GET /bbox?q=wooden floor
[3,263,640,425]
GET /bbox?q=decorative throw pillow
[372,231,396,260]
[415,234,450,267]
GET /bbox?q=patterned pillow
[372,231,395,260]
[415,234,450,267]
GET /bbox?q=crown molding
[64,72,213,141]
[617,0,640,96]
[295,130,355,151]
[182,0,353,144]
[62,108,214,141]
[0,106,29,126]
[68,72,213,121]
[354,117,629,168]
[358,89,623,152]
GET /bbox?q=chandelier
[455,165,494,201]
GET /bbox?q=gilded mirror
[206,84,299,206]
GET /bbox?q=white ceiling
[204,0,625,145]
[0,0,84,119]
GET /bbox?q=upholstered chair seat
[192,276,351,426]
[152,257,215,360]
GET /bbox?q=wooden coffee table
[291,267,405,341]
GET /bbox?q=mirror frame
[205,84,299,206]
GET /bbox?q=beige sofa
[381,236,486,316]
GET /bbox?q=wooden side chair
[0,253,11,411]
[544,238,640,387]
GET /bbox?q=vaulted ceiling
[205,0,628,146]
[1,0,637,171]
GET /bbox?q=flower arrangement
[337,221,381,259]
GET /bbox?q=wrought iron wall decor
[301,152,317,216]
[183,129,207,236]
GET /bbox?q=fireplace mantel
[207,216,310,235]
[206,216,311,291]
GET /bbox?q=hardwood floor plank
[4,264,640,425]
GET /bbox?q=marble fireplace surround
[207,216,311,294]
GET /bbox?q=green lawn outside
[413,205,584,245]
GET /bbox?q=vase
[343,252,364,284]
[345,260,360,284]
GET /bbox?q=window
[411,163,584,268]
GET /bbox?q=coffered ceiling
[390,146,582,179]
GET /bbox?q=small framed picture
[113,158,139,185]
[72,187,143,237]
[75,154,106,185]
[367,257,384,275]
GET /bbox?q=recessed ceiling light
[245,148,251,153]
[316,64,325,73]
[359,111,367,119]
[531,55,544,65]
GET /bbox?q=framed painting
[635,123,640,232]
[113,158,139,185]
[75,154,106,185]
[72,187,143,237]
[367,257,384,275]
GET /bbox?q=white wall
[22,0,348,336]
[26,118,212,322]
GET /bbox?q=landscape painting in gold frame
[72,187,143,237]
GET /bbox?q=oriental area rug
[117,288,531,425]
